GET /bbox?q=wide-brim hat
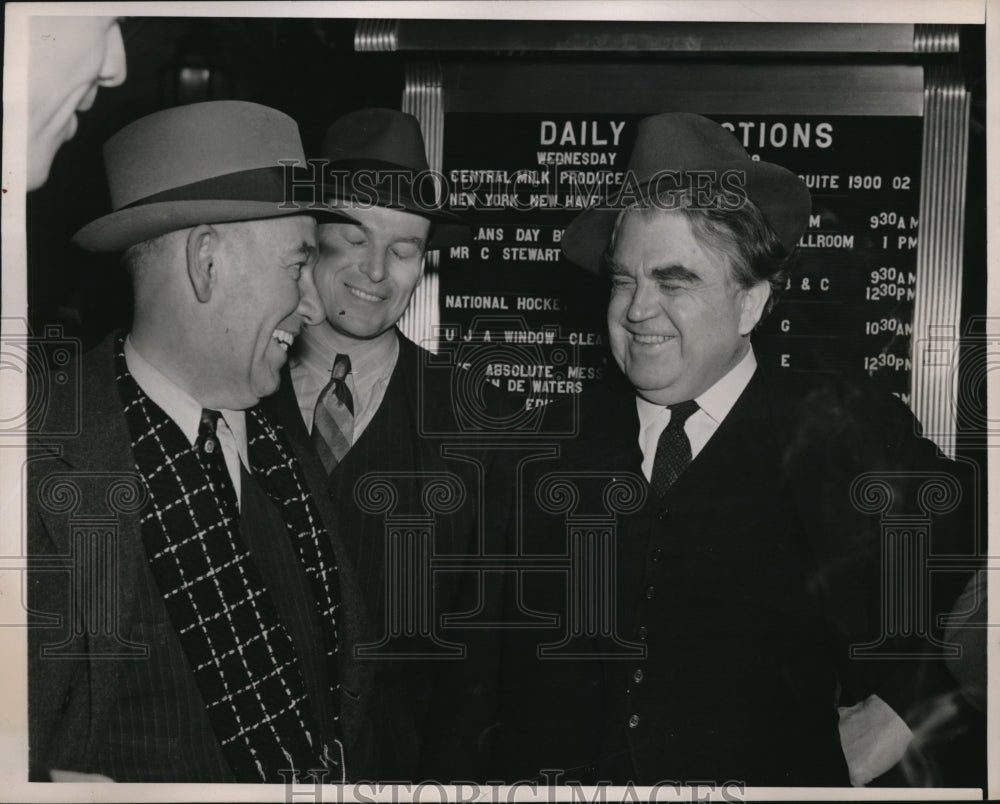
[561,113,811,273]
[316,108,470,250]
[73,101,354,252]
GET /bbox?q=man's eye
[610,276,633,289]
[391,246,421,261]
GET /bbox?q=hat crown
[321,108,429,172]
[559,113,812,273]
[104,101,305,209]
[628,112,751,179]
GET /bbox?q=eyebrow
[650,264,701,283]
[603,256,700,283]
[604,255,629,275]
[336,222,425,247]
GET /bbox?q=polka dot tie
[650,400,699,498]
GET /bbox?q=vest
[598,387,849,786]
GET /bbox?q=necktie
[312,353,355,474]
[650,400,700,497]
[196,408,239,518]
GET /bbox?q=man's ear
[738,280,771,335]
[186,224,219,303]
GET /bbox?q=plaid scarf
[114,336,345,782]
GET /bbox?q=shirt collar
[297,323,398,393]
[635,346,757,428]
[696,347,757,425]
[124,335,248,466]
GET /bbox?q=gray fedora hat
[316,108,470,250]
[561,113,811,273]
[73,101,351,252]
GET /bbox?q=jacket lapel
[662,368,774,508]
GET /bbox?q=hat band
[118,166,297,210]
[324,157,429,178]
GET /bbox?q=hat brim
[72,199,356,253]
[322,193,471,251]
[562,160,810,274]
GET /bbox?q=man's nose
[296,265,324,326]
[360,248,387,283]
[625,284,658,322]
[99,22,128,88]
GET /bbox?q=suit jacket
[269,332,506,780]
[27,333,376,781]
[497,363,976,786]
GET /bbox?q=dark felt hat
[73,101,352,252]
[561,113,811,273]
[316,108,470,250]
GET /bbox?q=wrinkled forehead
[606,205,738,279]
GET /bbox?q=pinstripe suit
[27,334,376,781]
[273,332,504,780]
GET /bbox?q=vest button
[645,585,656,599]
[637,626,648,640]
[650,548,663,563]
[657,507,668,519]
[633,668,644,683]
[628,714,640,728]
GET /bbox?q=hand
[838,694,913,786]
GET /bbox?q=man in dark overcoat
[499,112,978,787]
[28,100,375,783]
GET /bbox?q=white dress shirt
[291,325,398,442]
[124,336,248,506]
[636,348,757,482]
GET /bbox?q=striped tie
[312,353,354,474]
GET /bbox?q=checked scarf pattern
[114,337,345,783]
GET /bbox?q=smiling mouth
[346,284,385,303]
[272,328,296,352]
[631,333,674,344]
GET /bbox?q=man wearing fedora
[265,108,501,780]
[523,112,977,786]
[27,101,375,782]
